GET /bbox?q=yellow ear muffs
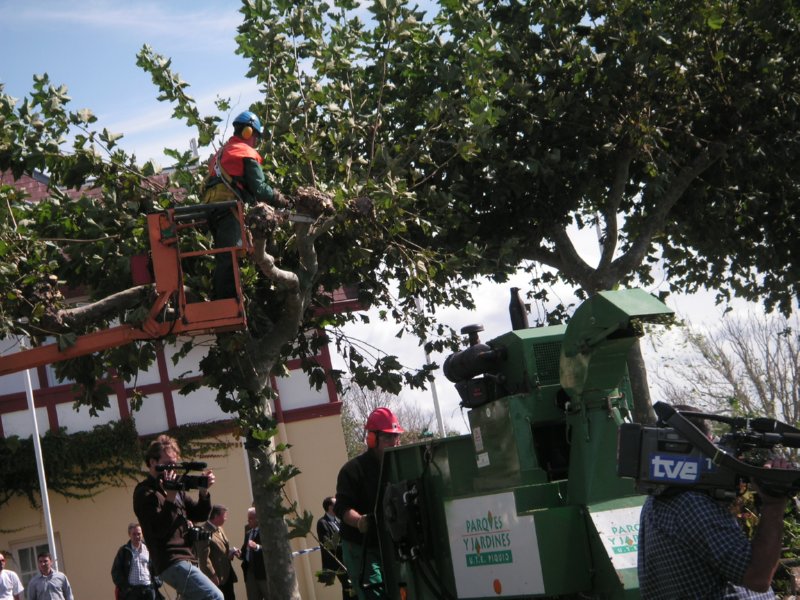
[241,125,254,140]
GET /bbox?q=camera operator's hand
[199,469,215,497]
[755,457,793,506]
[160,466,180,503]
[742,457,791,593]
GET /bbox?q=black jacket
[240,527,266,581]
[317,514,343,571]
[111,541,162,593]
[133,475,212,575]
[335,450,381,546]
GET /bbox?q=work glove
[272,190,291,209]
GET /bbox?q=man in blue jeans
[133,435,222,600]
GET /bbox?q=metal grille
[533,342,561,385]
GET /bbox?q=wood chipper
[376,288,673,599]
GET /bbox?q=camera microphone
[155,461,208,472]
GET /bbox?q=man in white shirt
[0,553,24,600]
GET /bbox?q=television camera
[618,402,800,499]
[155,461,211,491]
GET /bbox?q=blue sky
[1,0,261,166]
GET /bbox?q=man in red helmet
[203,110,288,299]
[334,407,403,600]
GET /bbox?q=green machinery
[376,289,673,599]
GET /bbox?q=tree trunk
[249,443,302,600]
[627,340,655,424]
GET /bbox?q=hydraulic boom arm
[0,202,252,377]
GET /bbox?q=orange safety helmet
[365,407,404,434]
[365,407,404,449]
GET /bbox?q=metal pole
[414,297,446,437]
[21,356,59,570]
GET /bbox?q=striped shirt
[128,544,151,587]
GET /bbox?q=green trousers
[342,539,386,600]
[210,210,242,299]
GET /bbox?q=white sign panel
[588,505,642,570]
[445,492,545,598]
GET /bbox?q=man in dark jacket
[240,507,268,600]
[111,522,162,600]
[133,434,222,600]
[203,110,288,299]
[317,496,352,599]
[196,504,238,600]
[335,407,403,600]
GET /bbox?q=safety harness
[203,147,244,204]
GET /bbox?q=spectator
[27,552,73,600]
[0,552,23,600]
[316,496,352,599]
[240,507,268,600]
[111,522,162,600]
[197,504,239,600]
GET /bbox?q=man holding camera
[637,409,790,599]
[133,434,223,600]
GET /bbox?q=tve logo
[648,453,702,483]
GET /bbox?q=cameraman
[637,409,790,599]
[133,434,223,600]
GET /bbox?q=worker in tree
[203,110,288,299]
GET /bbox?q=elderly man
[240,507,268,600]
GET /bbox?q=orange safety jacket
[210,137,262,177]
[204,137,271,204]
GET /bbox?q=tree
[3,0,800,595]
[650,312,800,424]
[238,0,800,421]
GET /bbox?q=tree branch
[46,285,153,332]
[611,142,728,278]
[251,239,301,293]
[597,147,635,272]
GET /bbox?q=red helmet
[365,407,404,434]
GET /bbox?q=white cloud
[98,79,263,165]
[5,1,241,47]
